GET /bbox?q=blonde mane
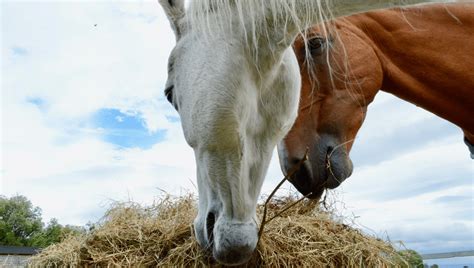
[186,0,336,52]
[185,0,426,51]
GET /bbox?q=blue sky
[92,108,166,149]
[11,46,28,56]
[1,0,472,255]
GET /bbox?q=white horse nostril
[206,212,216,245]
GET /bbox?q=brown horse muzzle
[278,135,353,199]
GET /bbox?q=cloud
[351,92,465,167]
[352,117,460,167]
[335,187,474,253]
[2,1,192,225]
[2,1,175,120]
[343,135,472,202]
[433,194,473,205]
[16,160,196,225]
[390,223,473,254]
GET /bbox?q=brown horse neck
[345,3,474,136]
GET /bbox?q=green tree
[0,195,85,248]
[30,219,85,247]
[398,249,424,268]
[0,195,43,246]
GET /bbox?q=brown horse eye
[308,37,326,55]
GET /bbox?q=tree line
[0,195,85,248]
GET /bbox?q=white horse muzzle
[194,211,258,266]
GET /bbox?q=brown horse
[278,3,474,199]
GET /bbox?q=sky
[1,0,473,255]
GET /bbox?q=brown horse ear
[158,0,186,40]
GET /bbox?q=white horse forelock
[187,0,334,58]
[185,0,426,79]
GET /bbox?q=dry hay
[29,194,411,267]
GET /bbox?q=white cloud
[344,137,472,201]
[1,1,195,225]
[2,1,175,121]
[337,184,474,253]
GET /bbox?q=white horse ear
[158,0,186,39]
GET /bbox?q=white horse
[158,0,428,265]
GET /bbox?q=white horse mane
[186,1,428,43]
[187,0,335,52]
[184,0,424,77]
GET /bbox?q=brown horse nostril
[288,157,307,184]
[326,146,334,156]
[206,212,216,246]
[290,158,302,166]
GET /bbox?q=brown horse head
[278,22,383,199]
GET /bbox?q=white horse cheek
[263,48,301,139]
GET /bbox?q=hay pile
[29,195,408,267]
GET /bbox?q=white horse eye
[164,85,173,102]
[164,85,178,110]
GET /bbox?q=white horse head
[158,0,426,265]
